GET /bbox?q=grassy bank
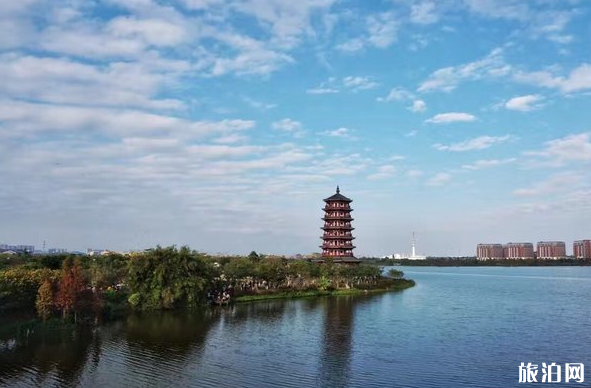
[234,279,415,303]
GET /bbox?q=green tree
[248,251,260,262]
[127,246,215,310]
[35,279,54,321]
[255,257,286,286]
[0,268,60,312]
[224,258,255,281]
[388,268,404,279]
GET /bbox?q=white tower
[411,232,416,257]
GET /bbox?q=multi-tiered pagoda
[320,186,359,263]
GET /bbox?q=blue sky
[1,0,591,256]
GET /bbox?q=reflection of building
[477,244,504,260]
[504,243,534,259]
[536,241,566,259]
[573,240,591,259]
[320,186,358,262]
[319,297,354,388]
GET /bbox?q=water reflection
[0,324,97,387]
[318,296,355,388]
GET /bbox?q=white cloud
[107,17,187,47]
[366,12,398,48]
[324,127,356,140]
[426,172,451,186]
[418,48,509,92]
[367,165,396,181]
[462,158,516,170]
[410,2,439,25]
[425,112,476,124]
[343,76,379,91]
[0,100,255,139]
[434,135,510,152]
[335,38,365,53]
[513,172,582,197]
[336,11,398,53]
[377,87,414,102]
[308,76,378,94]
[464,0,528,21]
[505,94,544,112]
[272,118,302,132]
[243,97,277,110]
[514,64,591,94]
[306,87,339,94]
[525,133,591,165]
[0,54,187,110]
[407,169,424,178]
[410,99,427,112]
[272,118,305,137]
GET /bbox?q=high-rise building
[0,244,35,253]
[320,186,357,261]
[573,240,591,259]
[503,243,534,259]
[476,243,504,260]
[536,241,566,259]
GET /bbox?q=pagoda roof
[323,186,352,202]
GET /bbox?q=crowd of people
[206,286,233,305]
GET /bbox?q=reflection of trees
[0,324,96,387]
[220,299,287,326]
[125,310,216,354]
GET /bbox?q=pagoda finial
[336,185,340,194]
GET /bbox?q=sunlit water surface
[2,266,591,387]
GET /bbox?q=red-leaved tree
[56,258,86,321]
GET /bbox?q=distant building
[503,243,534,259]
[48,248,68,254]
[476,243,504,260]
[0,244,35,254]
[573,240,591,259]
[536,241,566,259]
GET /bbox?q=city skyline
[2,1,591,256]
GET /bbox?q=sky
[1,0,591,256]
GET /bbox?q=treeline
[364,257,591,267]
[0,246,409,322]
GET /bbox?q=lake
[2,266,591,387]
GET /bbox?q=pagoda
[320,186,360,263]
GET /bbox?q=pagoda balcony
[320,243,356,249]
[322,216,353,221]
[322,206,352,211]
[321,251,354,257]
[321,235,355,239]
[322,225,354,230]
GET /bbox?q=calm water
[2,266,591,387]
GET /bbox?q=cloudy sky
[1,0,591,256]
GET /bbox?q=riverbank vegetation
[0,247,414,323]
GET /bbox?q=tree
[388,268,404,279]
[35,279,54,321]
[127,246,215,310]
[255,257,286,286]
[56,258,86,321]
[248,251,260,262]
[224,258,255,281]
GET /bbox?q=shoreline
[233,279,416,303]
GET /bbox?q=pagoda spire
[336,185,340,194]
